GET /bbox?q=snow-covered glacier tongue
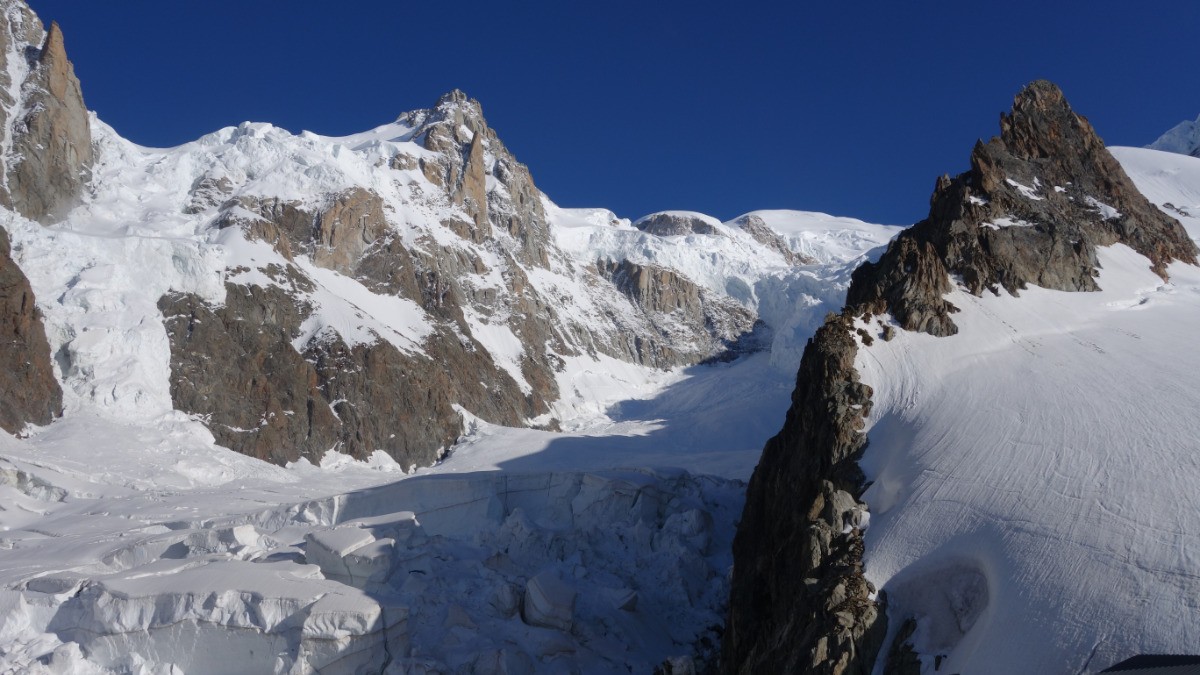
[723,80,1200,674]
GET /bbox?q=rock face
[0,4,91,435]
[635,211,722,237]
[161,185,544,465]
[0,226,61,433]
[723,81,1198,674]
[6,19,93,222]
[847,80,1196,337]
[597,259,758,366]
[157,94,576,465]
[733,213,815,265]
[722,314,884,674]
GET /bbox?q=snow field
[856,149,1200,673]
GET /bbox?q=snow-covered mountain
[3,1,1198,673]
[723,81,1200,674]
[0,1,899,672]
[1149,113,1200,158]
[0,10,897,469]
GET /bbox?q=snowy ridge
[1148,113,1200,157]
[852,150,1200,672]
[551,202,898,372]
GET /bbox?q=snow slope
[855,148,1200,673]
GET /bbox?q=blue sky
[32,1,1200,226]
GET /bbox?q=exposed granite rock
[597,259,759,366]
[167,184,556,465]
[0,225,61,433]
[724,81,1199,674]
[411,90,558,262]
[848,80,1197,336]
[0,2,40,211]
[458,130,489,231]
[159,279,339,466]
[312,188,391,275]
[635,212,722,237]
[8,20,93,223]
[722,313,884,675]
[159,222,551,465]
[733,214,815,265]
[183,174,234,214]
[216,195,311,262]
[159,271,539,466]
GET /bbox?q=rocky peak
[1149,113,1200,158]
[846,80,1197,336]
[994,79,1097,161]
[724,81,1199,675]
[409,90,552,266]
[433,88,485,127]
[7,13,93,222]
[634,211,723,237]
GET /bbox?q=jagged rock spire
[7,16,94,222]
[845,79,1197,336]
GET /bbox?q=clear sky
[30,0,1200,226]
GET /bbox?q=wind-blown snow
[854,148,1200,673]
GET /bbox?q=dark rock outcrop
[723,81,1198,674]
[597,258,758,365]
[0,226,61,433]
[635,212,722,237]
[848,80,1196,337]
[162,184,552,466]
[412,90,549,265]
[722,313,884,674]
[160,273,540,467]
[8,20,93,223]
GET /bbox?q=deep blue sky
[30,1,1200,226]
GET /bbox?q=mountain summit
[847,80,1196,337]
[1149,112,1200,158]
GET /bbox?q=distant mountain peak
[1149,113,1200,158]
